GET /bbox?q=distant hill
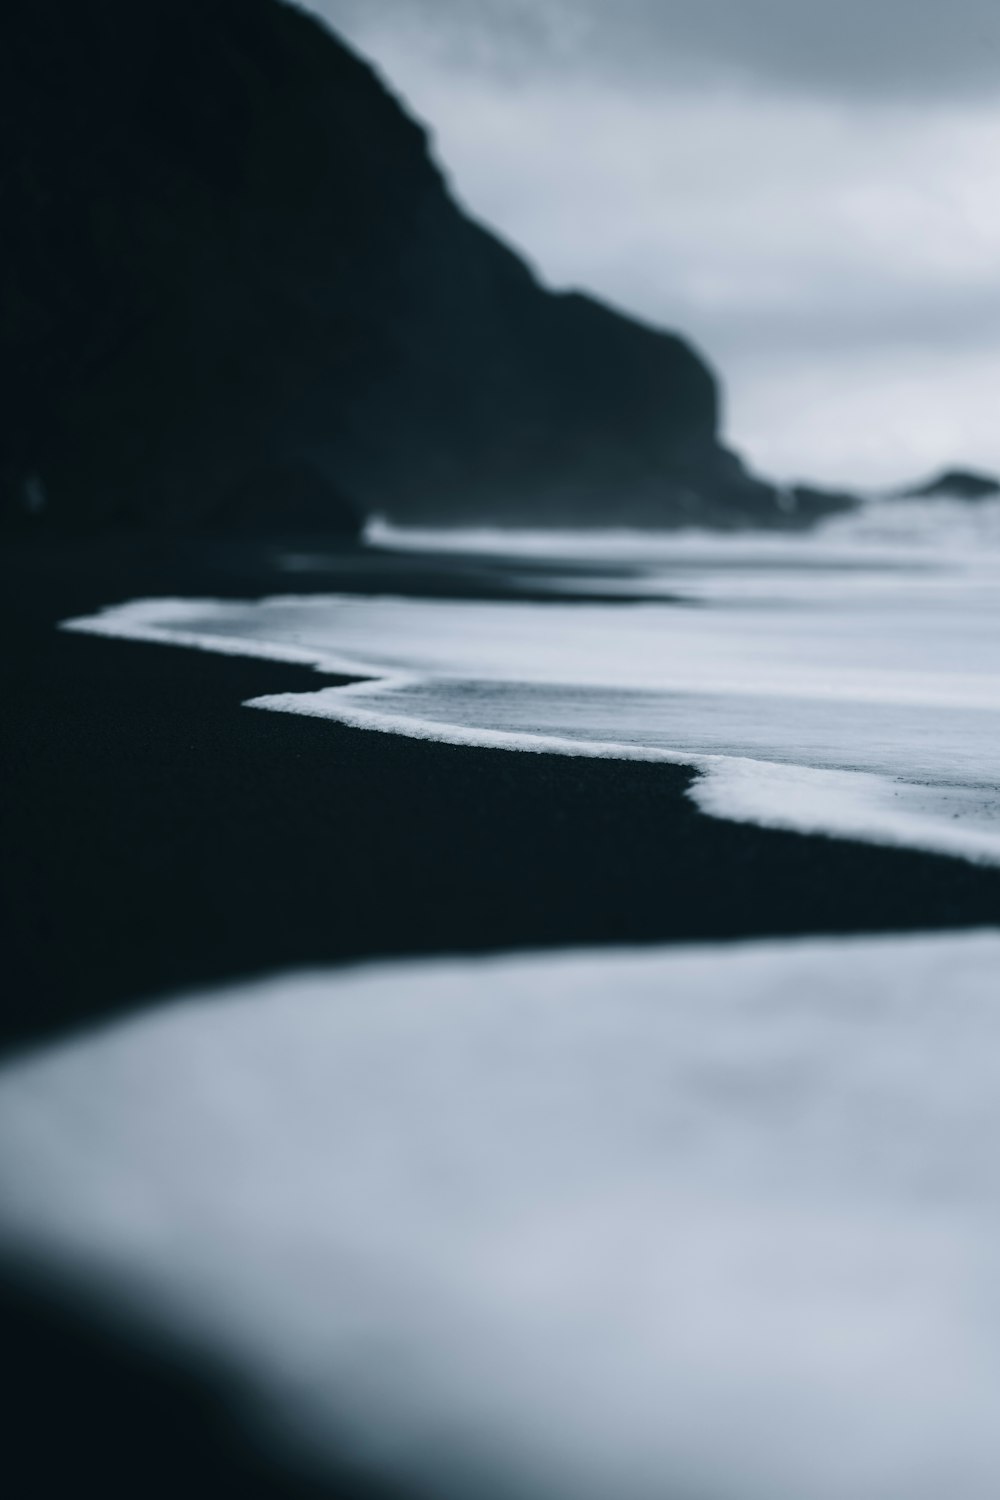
[899,469,1000,501]
[0,0,845,533]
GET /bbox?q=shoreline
[4,536,1000,1499]
[4,539,1000,1054]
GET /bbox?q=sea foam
[64,502,1000,864]
[3,932,1000,1498]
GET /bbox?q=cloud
[303,2,1000,485]
[313,0,1000,100]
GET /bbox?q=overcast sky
[307,1,1000,487]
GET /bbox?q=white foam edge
[63,597,1000,867]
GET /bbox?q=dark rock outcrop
[2,0,792,534]
[899,469,1000,501]
[785,484,859,522]
[209,459,361,537]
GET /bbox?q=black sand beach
[8,0,998,1490]
[6,538,1000,1052]
[4,536,1000,1497]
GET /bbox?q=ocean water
[3,932,1000,1500]
[66,497,1000,864]
[25,500,1000,1495]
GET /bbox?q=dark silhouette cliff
[0,0,824,533]
[899,469,1000,501]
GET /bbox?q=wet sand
[3,535,1000,1497]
